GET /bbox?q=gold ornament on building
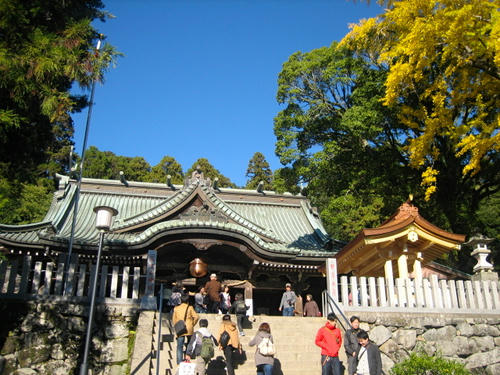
[189,258,208,278]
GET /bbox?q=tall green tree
[82,146,151,182]
[186,158,236,188]
[0,0,119,182]
[274,42,416,240]
[0,0,119,225]
[245,152,273,190]
[145,156,184,184]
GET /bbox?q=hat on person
[210,273,217,278]
[285,283,291,288]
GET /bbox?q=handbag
[176,361,196,375]
[174,305,189,336]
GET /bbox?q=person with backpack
[344,316,361,375]
[185,319,218,375]
[248,322,275,375]
[355,330,382,375]
[218,314,241,375]
[173,294,199,364]
[229,292,248,336]
[315,313,342,375]
[278,283,296,316]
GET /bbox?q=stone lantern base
[471,271,499,282]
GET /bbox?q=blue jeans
[257,363,273,375]
[321,355,340,375]
[176,335,189,364]
[282,307,294,316]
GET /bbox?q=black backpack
[219,330,230,348]
[235,300,246,314]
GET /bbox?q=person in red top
[315,313,342,375]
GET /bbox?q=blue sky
[72,0,382,187]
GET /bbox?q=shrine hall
[0,169,467,313]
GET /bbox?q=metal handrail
[156,283,164,375]
[321,290,350,331]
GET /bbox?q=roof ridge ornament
[184,164,212,188]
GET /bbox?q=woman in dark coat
[303,294,320,317]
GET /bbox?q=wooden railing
[0,255,145,304]
[336,275,500,313]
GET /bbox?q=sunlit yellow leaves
[341,0,500,200]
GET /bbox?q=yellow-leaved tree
[342,0,499,200]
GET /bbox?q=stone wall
[0,301,138,375]
[344,311,500,375]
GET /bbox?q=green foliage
[320,192,384,242]
[245,152,273,190]
[0,179,52,224]
[390,352,471,375]
[186,158,236,188]
[145,156,184,184]
[0,0,120,183]
[82,146,152,181]
[274,42,414,240]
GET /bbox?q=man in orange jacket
[315,313,342,375]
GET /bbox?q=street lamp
[80,205,118,375]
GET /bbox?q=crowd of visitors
[171,277,381,375]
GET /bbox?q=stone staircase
[150,313,348,375]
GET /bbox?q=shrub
[390,352,471,375]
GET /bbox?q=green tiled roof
[0,176,339,259]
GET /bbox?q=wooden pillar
[413,252,423,282]
[384,259,394,281]
[397,246,409,279]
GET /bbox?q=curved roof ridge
[112,183,197,230]
[199,184,283,243]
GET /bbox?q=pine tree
[245,152,273,190]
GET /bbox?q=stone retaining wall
[344,311,500,375]
[0,301,138,375]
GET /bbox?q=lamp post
[80,206,118,375]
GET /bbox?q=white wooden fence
[335,275,500,312]
[0,255,145,304]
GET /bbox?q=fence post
[99,265,108,298]
[369,277,377,307]
[54,261,65,295]
[387,276,396,307]
[121,266,130,299]
[351,276,358,307]
[423,278,433,308]
[396,278,406,307]
[77,264,87,297]
[456,280,467,308]
[31,261,42,295]
[490,282,500,310]
[360,277,368,307]
[440,279,452,309]
[448,280,459,308]
[19,256,32,295]
[405,278,414,307]
[415,277,425,307]
[465,280,476,309]
[111,266,119,298]
[473,280,484,310]
[64,256,77,296]
[133,267,140,299]
[0,261,7,293]
[431,275,442,309]
[378,277,387,307]
[482,281,493,310]
[44,262,54,295]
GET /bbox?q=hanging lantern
[189,258,208,278]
